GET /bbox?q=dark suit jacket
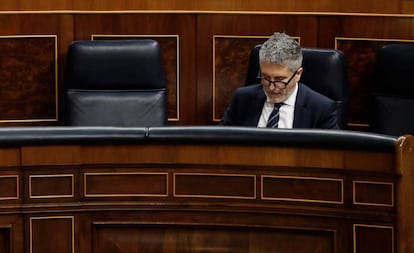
[220,83,339,129]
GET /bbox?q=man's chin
[264,89,285,103]
[268,95,284,103]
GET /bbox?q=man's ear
[295,67,304,81]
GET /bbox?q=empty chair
[64,40,167,127]
[245,45,349,129]
[370,43,414,136]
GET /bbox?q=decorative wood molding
[353,180,394,207]
[84,172,169,197]
[0,175,19,200]
[30,216,74,253]
[0,35,58,123]
[262,175,344,204]
[174,173,256,199]
[353,224,394,253]
[29,174,74,199]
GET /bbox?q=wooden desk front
[0,128,412,253]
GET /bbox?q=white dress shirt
[257,83,298,128]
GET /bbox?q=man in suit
[220,32,339,129]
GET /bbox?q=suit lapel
[245,85,266,126]
[293,83,310,128]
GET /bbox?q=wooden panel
[81,144,346,169]
[354,224,394,253]
[342,16,414,39]
[0,148,19,167]
[344,151,394,172]
[174,173,255,199]
[396,136,414,253]
[0,134,408,253]
[30,216,74,253]
[0,14,72,126]
[0,36,57,123]
[0,0,402,13]
[0,14,61,36]
[0,227,10,253]
[0,14,413,126]
[84,172,168,197]
[21,145,81,166]
[0,176,19,201]
[29,174,74,199]
[262,176,343,204]
[0,216,23,253]
[93,224,334,253]
[353,180,394,207]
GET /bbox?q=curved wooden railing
[0,126,412,253]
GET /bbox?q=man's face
[260,62,303,103]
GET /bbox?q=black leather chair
[64,40,167,127]
[370,43,414,136]
[245,45,349,129]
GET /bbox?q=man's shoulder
[298,83,335,104]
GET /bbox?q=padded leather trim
[148,126,397,151]
[65,40,165,90]
[0,126,397,151]
[0,127,147,146]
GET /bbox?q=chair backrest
[370,43,414,136]
[245,45,349,129]
[64,40,167,127]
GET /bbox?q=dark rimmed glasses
[257,69,298,89]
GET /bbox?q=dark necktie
[266,103,283,128]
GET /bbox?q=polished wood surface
[397,136,414,253]
[0,134,412,253]
[0,0,410,14]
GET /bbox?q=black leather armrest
[147,126,398,151]
[0,126,398,152]
[0,127,147,146]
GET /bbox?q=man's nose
[269,83,277,91]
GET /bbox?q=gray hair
[259,32,303,72]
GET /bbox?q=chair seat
[65,89,167,127]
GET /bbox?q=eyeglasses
[257,69,298,89]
